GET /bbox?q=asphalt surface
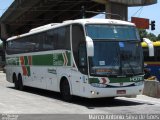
[0,72,160,120]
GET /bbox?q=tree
[147,33,157,41]
[157,34,160,40]
[138,29,148,38]
[138,29,158,41]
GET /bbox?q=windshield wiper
[126,61,135,76]
[120,52,135,76]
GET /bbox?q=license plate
[117,90,126,94]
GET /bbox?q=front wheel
[60,79,72,102]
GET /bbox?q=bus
[141,40,160,80]
[5,19,144,101]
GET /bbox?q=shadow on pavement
[8,86,148,109]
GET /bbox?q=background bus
[142,40,160,80]
[5,19,144,101]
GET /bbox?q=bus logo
[130,77,143,82]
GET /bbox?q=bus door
[71,24,87,95]
[72,43,88,95]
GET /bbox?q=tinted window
[46,26,70,50]
[143,47,155,61]
[6,26,70,55]
[156,47,160,61]
[44,31,55,50]
[57,27,70,50]
[86,25,139,40]
[6,34,43,54]
[72,24,85,54]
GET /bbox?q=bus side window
[44,26,70,51]
[143,47,155,62]
[45,31,55,50]
[56,26,70,50]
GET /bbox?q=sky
[0,0,160,43]
[128,0,160,36]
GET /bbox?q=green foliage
[157,34,160,40]
[147,33,157,41]
[138,29,159,41]
[138,29,148,38]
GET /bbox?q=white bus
[5,19,144,101]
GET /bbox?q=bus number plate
[117,90,126,94]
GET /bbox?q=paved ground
[0,72,160,118]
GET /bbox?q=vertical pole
[105,1,128,20]
[105,1,111,19]
[81,6,85,19]
[1,23,8,50]
[1,23,9,42]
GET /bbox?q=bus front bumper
[80,84,144,98]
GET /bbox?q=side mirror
[86,36,94,57]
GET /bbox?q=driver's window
[78,43,87,74]
[72,24,88,74]
[79,44,87,67]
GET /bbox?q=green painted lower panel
[89,75,144,84]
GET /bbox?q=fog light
[91,91,95,95]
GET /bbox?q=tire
[107,97,115,101]
[60,79,72,101]
[13,74,19,89]
[18,74,24,91]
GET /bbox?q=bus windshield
[86,24,143,77]
[86,24,140,40]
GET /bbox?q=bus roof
[141,41,160,47]
[7,18,135,41]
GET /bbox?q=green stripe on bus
[89,76,144,84]
[32,54,53,66]
[89,78,99,84]
[24,56,28,65]
[109,77,132,83]
[109,76,144,83]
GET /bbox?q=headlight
[91,83,107,88]
[134,81,144,86]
